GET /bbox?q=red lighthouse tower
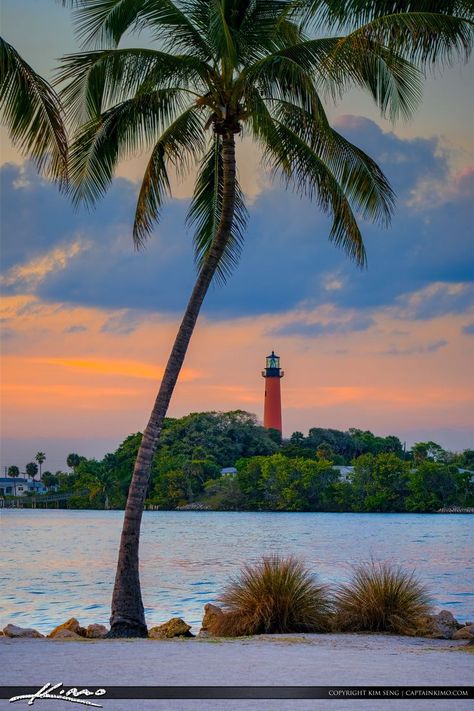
[262,351,284,432]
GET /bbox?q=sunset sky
[1,1,473,472]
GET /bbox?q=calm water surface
[1,510,473,633]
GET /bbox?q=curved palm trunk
[108,133,237,637]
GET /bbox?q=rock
[49,618,87,639]
[86,624,108,639]
[148,618,194,639]
[428,610,458,639]
[452,624,474,640]
[3,624,44,639]
[50,628,83,640]
[199,603,224,636]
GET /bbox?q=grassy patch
[207,555,332,637]
[333,561,432,635]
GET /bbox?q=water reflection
[1,510,472,633]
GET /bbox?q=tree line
[15,411,472,513]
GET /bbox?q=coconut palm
[58,0,473,636]
[7,465,20,497]
[35,452,46,478]
[26,461,39,484]
[0,37,67,180]
[66,452,82,473]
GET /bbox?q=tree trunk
[108,133,237,637]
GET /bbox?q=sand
[1,634,472,711]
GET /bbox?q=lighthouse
[262,350,284,432]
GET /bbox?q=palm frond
[68,88,195,207]
[257,36,424,120]
[302,1,474,31]
[274,100,395,225]
[0,36,68,182]
[61,0,212,59]
[186,136,249,284]
[349,12,474,67]
[58,47,213,124]
[248,91,366,266]
[133,104,208,246]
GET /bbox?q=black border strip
[1,686,473,700]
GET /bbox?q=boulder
[148,618,194,639]
[428,610,458,639]
[3,624,44,639]
[49,618,87,639]
[453,625,474,640]
[50,628,83,640]
[86,624,108,639]
[199,603,224,636]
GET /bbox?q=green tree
[0,37,67,180]
[75,457,122,509]
[60,0,474,637]
[406,461,469,512]
[41,471,59,489]
[201,474,244,510]
[316,442,333,461]
[66,453,85,473]
[26,461,39,483]
[159,411,277,463]
[350,453,409,512]
[35,452,46,478]
[7,465,20,496]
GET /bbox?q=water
[1,510,473,633]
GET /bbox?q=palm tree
[7,465,20,497]
[0,37,67,181]
[66,452,82,473]
[59,0,473,637]
[35,452,46,479]
[25,462,39,490]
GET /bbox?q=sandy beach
[1,634,472,711]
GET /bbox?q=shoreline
[1,634,471,710]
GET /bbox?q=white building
[0,477,47,496]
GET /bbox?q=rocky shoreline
[2,606,473,644]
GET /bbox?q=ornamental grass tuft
[207,555,332,637]
[333,561,432,635]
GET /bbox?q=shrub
[207,555,332,636]
[334,561,432,635]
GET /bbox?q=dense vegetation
[11,410,472,514]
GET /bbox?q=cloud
[395,282,474,320]
[462,322,474,335]
[1,115,473,321]
[380,339,448,356]
[64,324,88,334]
[407,164,474,209]
[100,311,146,336]
[1,239,86,291]
[271,314,375,338]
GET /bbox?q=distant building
[220,467,237,476]
[332,466,354,482]
[0,477,47,496]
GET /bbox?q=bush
[334,561,432,635]
[207,555,332,636]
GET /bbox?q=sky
[1,1,473,472]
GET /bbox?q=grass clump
[334,561,432,635]
[207,555,332,637]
